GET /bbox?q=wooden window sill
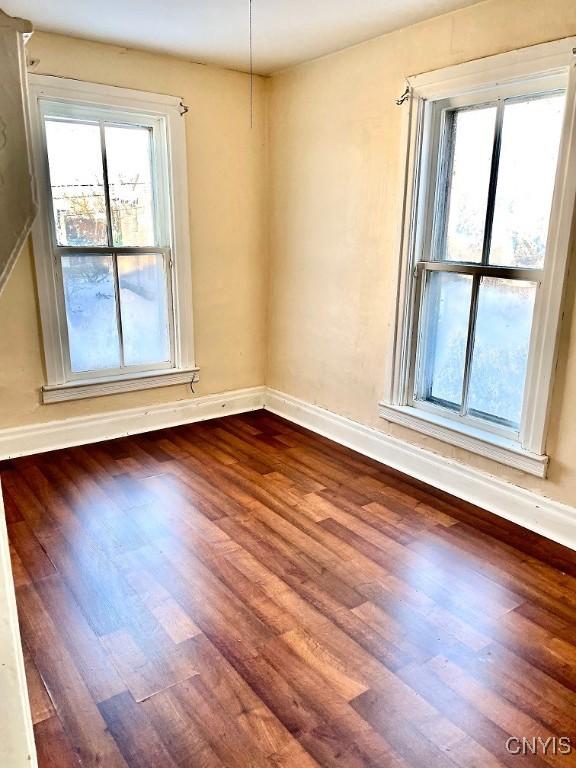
[42,368,200,403]
[378,402,548,478]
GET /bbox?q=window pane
[467,278,536,427]
[105,125,156,247]
[419,271,473,408]
[490,93,565,267]
[440,105,497,263]
[118,253,171,366]
[61,255,121,372]
[45,120,108,246]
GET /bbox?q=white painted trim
[27,74,183,111]
[409,37,576,100]
[521,59,576,454]
[387,86,424,405]
[378,402,547,477]
[0,386,265,460]
[0,488,37,768]
[265,389,576,552]
[42,367,200,403]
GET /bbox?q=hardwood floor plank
[396,662,553,768]
[440,642,576,738]
[33,716,82,768]
[34,574,127,703]
[23,641,55,725]
[3,471,56,532]
[280,627,369,701]
[227,652,325,738]
[142,686,227,767]
[7,519,56,582]
[98,692,180,768]
[426,655,569,767]
[151,598,203,644]
[269,739,321,768]
[9,540,31,587]
[350,687,465,768]
[167,676,274,768]
[192,634,293,754]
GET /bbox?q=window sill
[378,402,548,478]
[42,367,200,404]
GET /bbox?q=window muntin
[41,103,174,378]
[411,86,567,434]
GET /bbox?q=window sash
[409,263,539,438]
[55,247,176,381]
[429,89,565,268]
[39,104,171,250]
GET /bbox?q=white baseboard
[0,386,266,461]
[0,383,574,550]
[264,388,576,552]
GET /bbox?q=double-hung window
[28,76,197,402]
[383,40,576,477]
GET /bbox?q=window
[29,76,197,402]
[383,39,576,477]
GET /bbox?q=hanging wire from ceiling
[249,0,254,128]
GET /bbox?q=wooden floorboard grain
[2,410,575,767]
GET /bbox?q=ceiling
[3,0,484,75]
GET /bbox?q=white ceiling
[3,0,484,75]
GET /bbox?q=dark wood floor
[2,410,576,768]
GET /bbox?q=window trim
[28,75,197,401]
[383,38,576,477]
[42,367,200,404]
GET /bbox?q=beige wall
[0,32,268,428]
[267,0,576,505]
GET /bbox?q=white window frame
[381,39,576,478]
[28,75,198,403]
